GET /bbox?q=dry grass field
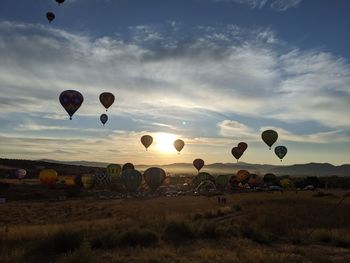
[1,186,350,263]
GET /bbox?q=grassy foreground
[1,191,350,263]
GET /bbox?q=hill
[0,158,349,177]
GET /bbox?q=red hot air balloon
[238,142,248,152]
[193,159,204,172]
[59,90,84,120]
[46,12,55,23]
[231,147,243,162]
[99,92,115,111]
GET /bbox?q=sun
[155,133,177,153]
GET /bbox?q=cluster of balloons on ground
[36,160,288,193]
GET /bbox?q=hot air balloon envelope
[59,90,84,120]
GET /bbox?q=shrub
[90,232,119,250]
[162,221,195,245]
[241,225,274,245]
[58,241,96,263]
[30,230,84,257]
[118,228,159,247]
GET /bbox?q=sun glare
[155,133,177,153]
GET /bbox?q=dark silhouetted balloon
[261,130,278,150]
[59,90,84,120]
[274,145,287,161]
[121,169,142,192]
[46,12,55,23]
[215,175,228,190]
[263,173,278,185]
[231,146,243,161]
[141,135,153,151]
[193,159,204,171]
[236,170,250,183]
[143,167,166,191]
[174,139,185,153]
[56,0,65,5]
[122,163,135,171]
[238,142,248,152]
[100,114,108,125]
[193,172,215,187]
[99,92,115,111]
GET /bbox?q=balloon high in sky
[0,0,349,165]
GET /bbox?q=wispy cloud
[0,21,349,164]
[213,0,302,11]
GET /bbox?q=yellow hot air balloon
[81,174,95,189]
[107,164,122,182]
[174,139,185,154]
[39,169,58,186]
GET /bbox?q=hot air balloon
[174,139,185,154]
[261,130,278,150]
[121,169,142,192]
[56,0,65,5]
[74,175,83,187]
[15,169,26,180]
[193,159,204,172]
[59,90,84,120]
[238,142,248,152]
[100,114,108,125]
[95,173,112,187]
[99,92,115,111]
[231,147,244,161]
[236,170,250,184]
[46,12,55,23]
[263,173,278,185]
[81,174,95,189]
[275,146,287,161]
[65,176,75,187]
[141,135,153,151]
[39,169,58,186]
[143,167,166,191]
[106,164,122,181]
[248,174,261,187]
[229,175,239,189]
[193,172,215,187]
[122,163,135,171]
[215,175,229,191]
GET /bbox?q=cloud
[0,21,349,163]
[213,0,302,11]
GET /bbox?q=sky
[0,0,349,165]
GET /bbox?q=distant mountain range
[0,158,349,177]
[38,159,350,177]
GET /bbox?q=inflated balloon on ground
[143,167,166,191]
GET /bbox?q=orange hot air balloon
[39,169,58,186]
[174,139,185,154]
[99,92,115,111]
[193,159,204,171]
[141,135,153,151]
[65,176,75,186]
[261,130,278,150]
